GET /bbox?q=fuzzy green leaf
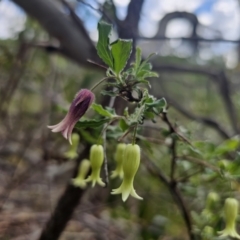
[101,90,118,97]
[91,103,113,117]
[75,118,109,129]
[111,39,132,74]
[96,21,113,68]
[119,118,129,132]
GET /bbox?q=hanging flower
[64,133,80,159]
[111,143,126,179]
[48,89,95,144]
[111,144,142,202]
[218,198,240,239]
[85,144,105,187]
[71,159,90,189]
[205,192,220,210]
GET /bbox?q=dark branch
[39,146,90,240]
[138,36,240,44]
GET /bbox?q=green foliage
[12,18,240,240]
[75,118,109,129]
[91,103,115,118]
[111,39,132,74]
[96,21,113,68]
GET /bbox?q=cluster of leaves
[76,21,166,138]
[74,21,240,239]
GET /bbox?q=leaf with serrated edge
[75,118,109,129]
[101,90,118,97]
[91,103,113,117]
[96,21,113,68]
[111,39,132,74]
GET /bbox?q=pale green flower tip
[91,180,96,188]
[206,192,220,209]
[85,175,105,188]
[111,186,122,194]
[111,186,142,202]
[64,151,78,160]
[97,178,106,187]
[110,169,124,179]
[130,188,143,200]
[71,133,80,145]
[71,178,87,189]
[218,230,240,239]
[122,191,131,202]
[80,159,91,171]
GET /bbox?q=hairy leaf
[75,118,109,129]
[92,103,113,117]
[111,39,132,74]
[97,21,113,68]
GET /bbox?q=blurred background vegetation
[1,0,240,239]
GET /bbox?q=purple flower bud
[48,89,95,144]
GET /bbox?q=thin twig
[77,0,113,24]
[143,154,195,240]
[179,155,220,173]
[90,77,113,91]
[102,95,116,186]
[161,112,178,181]
[137,35,240,44]
[165,95,231,139]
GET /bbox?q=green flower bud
[64,133,80,159]
[111,143,126,179]
[201,209,214,223]
[85,145,105,187]
[218,198,240,239]
[206,192,220,209]
[218,159,230,170]
[201,226,214,240]
[111,144,142,202]
[71,159,90,189]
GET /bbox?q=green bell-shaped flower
[206,192,220,210]
[71,159,90,189]
[111,144,142,202]
[64,133,80,159]
[85,144,105,187]
[218,198,240,239]
[111,143,126,179]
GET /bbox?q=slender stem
[118,127,134,142]
[161,112,177,181]
[179,155,220,173]
[132,124,138,145]
[90,77,113,91]
[144,157,195,240]
[102,95,117,186]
